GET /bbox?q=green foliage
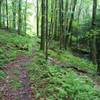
[9,78,22,89]
[49,50,96,72]
[28,52,100,100]
[0,70,6,80]
[0,30,34,66]
[0,30,40,90]
[85,29,100,39]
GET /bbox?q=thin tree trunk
[45,0,48,60]
[59,0,64,49]
[64,0,69,49]
[24,0,27,34]
[40,0,46,51]
[68,0,77,47]
[18,0,22,34]
[2,1,5,27]
[37,0,39,36]
[12,0,16,30]
[89,0,97,64]
[6,0,8,29]
[0,1,2,27]
[65,0,77,49]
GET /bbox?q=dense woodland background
[0,0,100,99]
[38,0,100,73]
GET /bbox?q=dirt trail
[0,48,100,99]
[0,55,35,100]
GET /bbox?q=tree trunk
[24,0,27,34]
[65,0,77,48]
[45,0,48,60]
[68,0,77,47]
[89,0,97,64]
[12,0,16,30]
[0,1,2,27]
[2,1,5,27]
[18,0,22,34]
[6,0,8,29]
[40,0,46,51]
[37,0,39,36]
[96,36,100,75]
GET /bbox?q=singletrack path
[0,55,35,100]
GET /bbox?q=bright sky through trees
[27,0,37,35]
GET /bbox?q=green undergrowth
[0,29,38,80]
[9,68,22,89]
[9,78,22,90]
[48,49,97,73]
[0,70,7,79]
[0,29,100,99]
[0,30,38,66]
[28,52,100,100]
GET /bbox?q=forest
[0,0,100,99]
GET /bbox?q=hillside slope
[0,30,100,100]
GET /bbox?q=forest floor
[0,30,37,99]
[0,55,34,100]
[0,30,100,100]
[48,55,100,87]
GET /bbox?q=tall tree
[0,0,2,27]
[89,0,97,64]
[68,0,77,47]
[18,0,22,34]
[64,0,69,49]
[12,0,16,30]
[40,0,46,51]
[37,0,39,36]
[6,0,8,29]
[91,0,100,74]
[2,1,5,27]
[45,0,48,60]
[64,0,77,48]
[59,0,64,49]
[92,0,97,27]
[0,0,31,33]
[24,0,28,34]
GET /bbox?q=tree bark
[40,0,46,51]
[18,0,22,34]
[89,0,97,64]
[12,0,16,30]
[37,0,39,36]
[6,0,9,29]
[0,1,2,27]
[45,0,48,60]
